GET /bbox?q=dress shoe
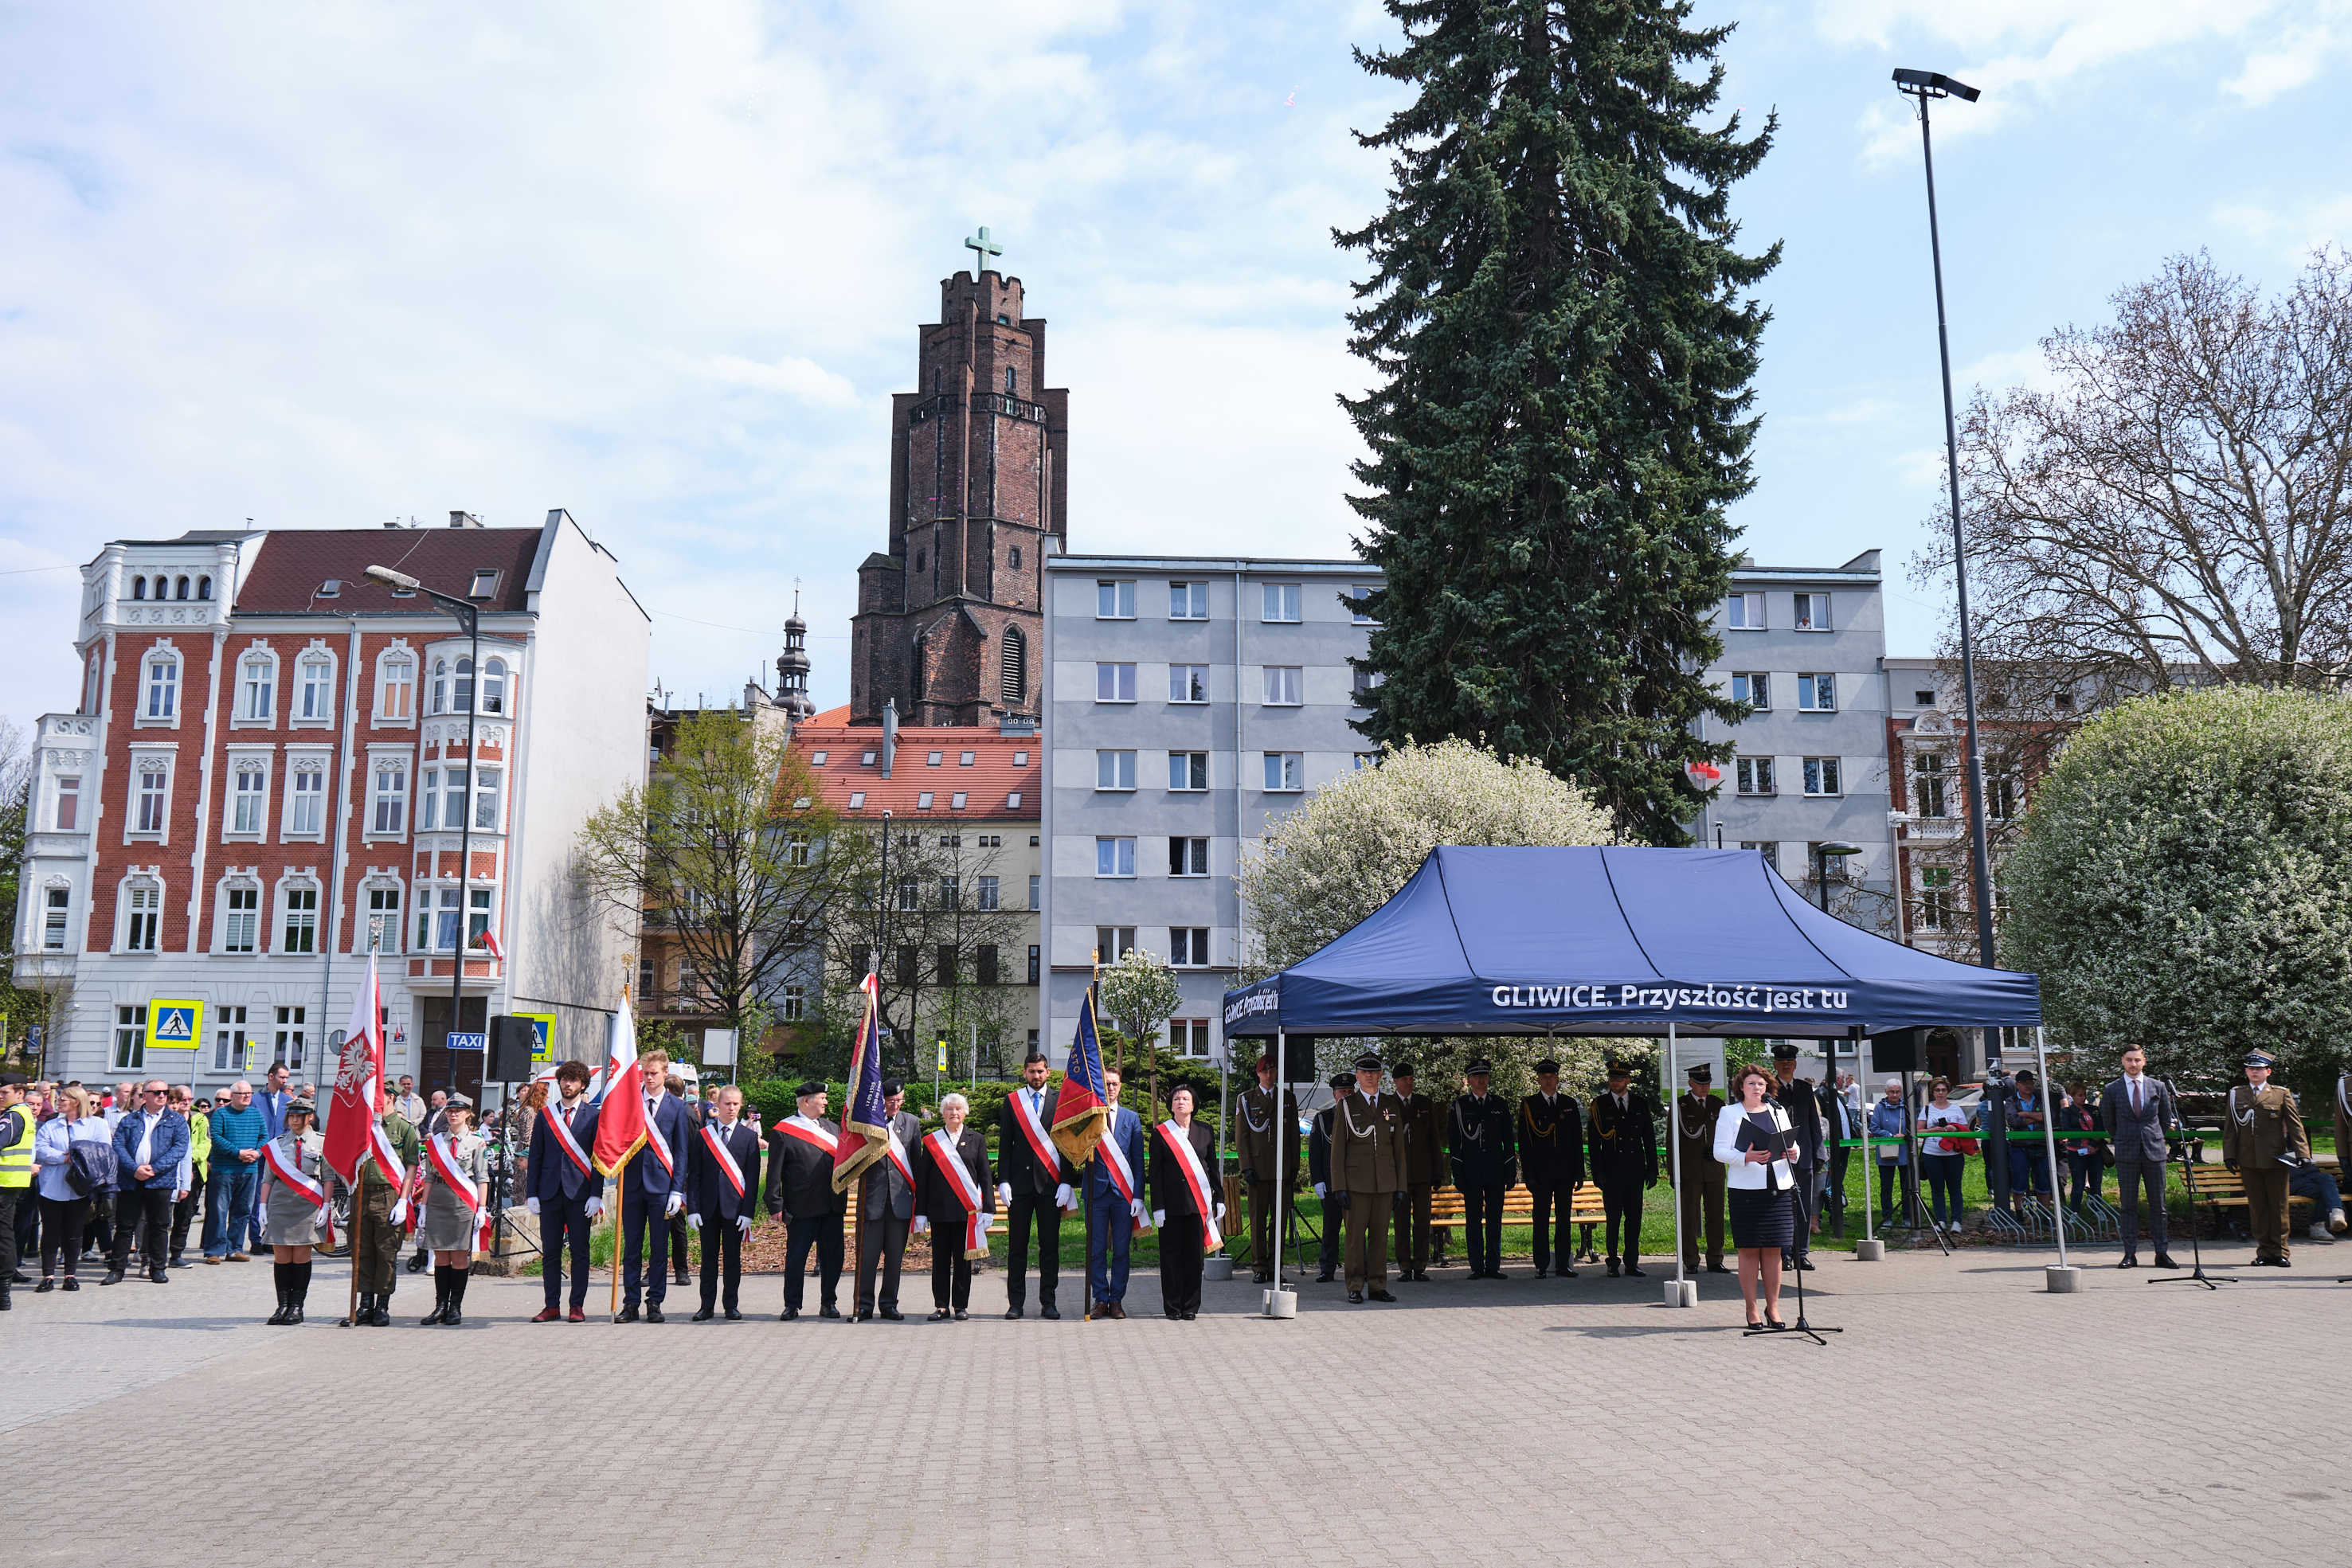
[1180,1311,1196,1320]
[691,1305,715,1321]
[1314,1270,1334,1283]
[953,1308,969,1320]
[2117,1253,2139,1269]
[202,1256,221,1265]
[1111,1302,1126,1319]
[615,1304,640,1323]
[1558,1266,1579,1279]
[781,1305,800,1320]
[368,1298,390,1326]
[1532,1267,1549,1278]
[645,1306,666,1322]
[1347,1290,1365,1303]
[1623,1264,1645,1278]
[819,1304,841,1319]
[880,1306,904,1321]
[1253,1271,1270,1284]
[227,1252,250,1263]
[149,1269,169,1285]
[35,1278,54,1293]
[533,1307,562,1323]
[1414,1270,1434,1282]
[674,1269,691,1286]
[62,1278,80,1291]
[406,1253,426,1273]
[1794,1259,1816,1272]
[1705,1262,1732,1275]
[725,1308,743,1320]
[1004,1305,1024,1320]
[927,1308,951,1321]
[857,1308,875,1322]
[567,1307,585,1323]
[1368,1289,1398,1303]
[1492,1269,1512,1280]
[1040,1304,1059,1320]
[2153,1253,2180,1269]
[101,1269,126,1286]
[1605,1261,1620,1278]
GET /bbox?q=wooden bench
[1427,1183,1610,1262]
[2182,1163,2315,1238]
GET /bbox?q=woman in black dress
[1712,1063,1797,1329]
[1148,1086,1222,1320]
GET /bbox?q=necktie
[2132,1081,2142,1114]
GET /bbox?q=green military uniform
[1328,1054,1406,1300]
[346,1112,421,1323]
[1675,1072,1728,1272]
[1232,1073,1300,1283]
[1390,1072,1442,1282]
[2221,1053,2307,1265]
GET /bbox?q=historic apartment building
[12,512,648,1095]
[1040,555,1382,1069]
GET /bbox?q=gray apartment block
[1698,549,1894,929]
[1040,555,1380,1067]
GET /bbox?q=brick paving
[8,1234,2347,1566]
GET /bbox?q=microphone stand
[2150,1077,2233,1290]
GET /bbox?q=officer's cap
[1686,1063,1713,1082]
[1533,1058,1560,1075]
[1769,1042,1802,1060]
[1606,1058,1634,1077]
[796,1080,826,1099]
[1390,1063,1417,1079]
[2243,1050,2277,1068]
[1352,1052,1383,1073]
[1328,1073,1354,1091]
[1464,1057,1493,1076]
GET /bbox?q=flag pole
[342,1174,366,1327]
[1086,948,1100,1323]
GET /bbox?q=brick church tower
[849,241,1067,726]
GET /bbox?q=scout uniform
[1588,1058,1658,1277]
[1328,1054,1406,1301]
[418,1098,491,1326]
[1233,1065,1301,1284]
[1675,1066,1728,1273]
[258,1110,330,1325]
[1390,1067,1443,1283]
[2222,1050,2308,1265]
[349,1110,421,1327]
[1516,1061,1584,1279]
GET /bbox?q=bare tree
[1915,250,2352,692]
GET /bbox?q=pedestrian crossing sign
[146,999,205,1058]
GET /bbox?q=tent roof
[1221,846,2041,1040]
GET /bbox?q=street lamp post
[1812,839,1864,1234]
[1811,840,1864,916]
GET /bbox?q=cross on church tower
[965,225,1002,276]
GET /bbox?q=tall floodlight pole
[1892,68,1998,975]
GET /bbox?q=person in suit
[1675,1063,1728,1274]
[1329,1053,1405,1304]
[1148,1085,1222,1320]
[256,1100,330,1325]
[764,1080,847,1320]
[1448,1058,1516,1279]
[104,1080,188,1288]
[1818,1072,1857,1234]
[526,1059,603,1321]
[1234,1053,1301,1285]
[255,1062,295,1144]
[1588,1058,1657,1277]
[2224,1049,2308,1266]
[996,1050,1076,1320]
[855,1081,923,1321]
[1390,1063,1442,1284]
[663,1073,695,1288]
[1307,1074,1350,1282]
[1768,1044,1823,1271]
[687,1084,762,1321]
[615,1048,693,1323]
[1086,1068,1149,1320]
[2096,1045,2181,1270]
[913,1091,993,1320]
[1517,1059,1584,1280]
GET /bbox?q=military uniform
[1516,1073,1584,1278]
[347,1111,419,1326]
[1233,1073,1301,1282]
[1674,1074,1728,1272]
[1328,1056,1406,1300]
[1391,1073,1443,1281]
[1587,1065,1657,1275]
[2222,1053,2308,1265]
[1447,1070,1517,1277]
[1308,1093,1344,1281]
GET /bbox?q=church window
[1004,367,1016,393]
[1001,627,1026,706]
[1008,545,1021,569]
[915,549,926,574]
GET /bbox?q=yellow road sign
[146,999,204,1059]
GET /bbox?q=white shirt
[135,1111,160,1167]
[787,1113,823,1133]
[1920,1102,1968,1155]
[2122,1073,2152,1113]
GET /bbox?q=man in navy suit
[616,1048,693,1323]
[526,1060,603,1322]
[855,1080,922,1322]
[1086,1068,1149,1320]
[255,1062,295,1143]
[105,1081,189,1286]
[687,1085,763,1320]
[996,1050,1077,1320]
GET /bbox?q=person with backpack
[32,1087,116,1294]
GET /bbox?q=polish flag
[589,991,646,1176]
[321,953,385,1186]
[473,929,504,960]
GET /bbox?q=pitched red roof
[790,708,1039,822]
[236,526,544,614]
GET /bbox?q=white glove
[585,1196,603,1218]
[1152,1210,1165,1229]
[735,1215,753,1235]
[1313,1182,1326,1198]
[1128,1198,1143,1219]
[665,1191,683,1218]
[313,1206,331,1229]
[389,1197,409,1227]
[997,1182,1012,1204]
[912,1215,929,1234]
[1054,1183,1073,1208]
[1213,1202,1225,1221]
[526,1197,540,1217]
[687,1212,702,1231]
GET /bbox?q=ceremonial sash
[1097,1116,1148,1230]
[885,1127,916,1189]
[642,1101,675,1175]
[263,1139,333,1244]
[427,1133,490,1251]
[774,1117,839,1156]
[1008,1089,1062,1181]
[364,1120,411,1229]
[542,1102,593,1179]
[700,1123,747,1196]
[925,1129,990,1260]
[1157,1120,1221,1251]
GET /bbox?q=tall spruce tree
[1338,0,1776,844]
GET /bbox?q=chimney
[449,510,483,529]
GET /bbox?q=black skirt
[1728,1185,1795,1250]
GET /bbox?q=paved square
[10,1235,2346,1566]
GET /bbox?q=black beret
[796,1080,826,1098]
[881,1079,905,1097]
[1390,1063,1417,1078]
[1533,1058,1560,1075]
[1464,1057,1493,1075]
[1770,1042,1801,1059]
[1686,1063,1713,1081]
[1329,1073,1355,1091]
[1352,1052,1383,1072]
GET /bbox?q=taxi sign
[146,999,205,1059]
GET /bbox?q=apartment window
[898,878,922,913]
[452,657,475,714]
[481,658,507,716]
[474,766,502,830]
[1262,667,1301,706]
[282,885,319,953]
[1919,866,1953,930]
[298,655,334,721]
[1168,752,1208,791]
[421,887,463,951]
[55,775,80,831]
[938,875,961,909]
[135,764,168,834]
[1094,926,1137,961]
[786,832,810,866]
[936,946,957,987]
[977,875,1000,911]
[1802,757,1842,797]
[1793,592,1832,632]
[1348,585,1377,624]
[847,792,866,811]
[1095,663,1137,702]
[894,946,918,987]
[123,882,161,952]
[1736,757,1775,796]
[1027,944,1041,985]
[1913,689,1937,707]
[1027,874,1040,910]
[976,944,1000,986]
[212,1006,249,1073]
[782,986,805,1021]
[381,656,414,719]
[957,750,974,767]
[1096,750,1137,790]
[1796,674,1835,712]
[83,655,101,717]
[432,659,449,714]
[222,885,259,953]
[43,888,70,950]
[1912,753,1947,817]
[366,886,401,952]
[273,1007,307,1072]
[241,655,275,721]
[1263,752,1303,792]
[372,765,407,833]
[1169,928,1210,967]
[915,792,934,810]
[1165,836,1210,878]
[443,767,468,829]
[1262,583,1301,622]
[144,656,178,719]
[467,887,491,948]
[1170,664,1208,703]
[131,576,147,600]
[1353,751,1380,771]
[1726,592,1764,629]
[1095,837,1137,878]
[638,958,656,1001]
[1352,667,1383,705]
[226,763,265,835]
[1171,1019,1211,1058]
[1169,581,1207,620]
[1732,673,1769,710]
[927,751,943,767]
[285,765,325,836]
[113,1005,147,1071]
[1741,841,1779,874]
[1986,755,2019,820]
[1097,580,1137,619]
[419,768,439,831]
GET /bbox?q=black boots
[421,1265,469,1326]
[369,1288,392,1327]
[267,1262,313,1324]
[268,1263,292,1324]
[444,1266,468,1326]
[420,1267,449,1325]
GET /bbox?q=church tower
[849,230,1066,727]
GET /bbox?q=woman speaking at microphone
[1149,1085,1223,1321]
[1715,1063,1798,1330]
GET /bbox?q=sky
[6,0,2351,736]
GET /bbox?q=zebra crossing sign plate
[145,999,205,1059]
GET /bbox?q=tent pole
[1269,1030,1287,1316]
[2035,1026,2068,1269]
[1861,1069,1875,1244]
[1668,1022,1685,1292]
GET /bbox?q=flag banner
[1051,988,1109,1167]
[831,970,888,1192]
[590,992,647,1177]
[321,955,384,1186]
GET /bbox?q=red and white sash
[365,1119,412,1228]
[1097,1114,1145,1226]
[263,1137,333,1244]
[774,1116,839,1157]
[427,1133,491,1252]
[642,1099,675,1175]
[542,1101,593,1179]
[884,1125,916,1189]
[699,1122,747,1197]
[1157,1120,1221,1250]
[925,1129,990,1260]
[1008,1087,1062,1179]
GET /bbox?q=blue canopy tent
[1223,847,2060,1304]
